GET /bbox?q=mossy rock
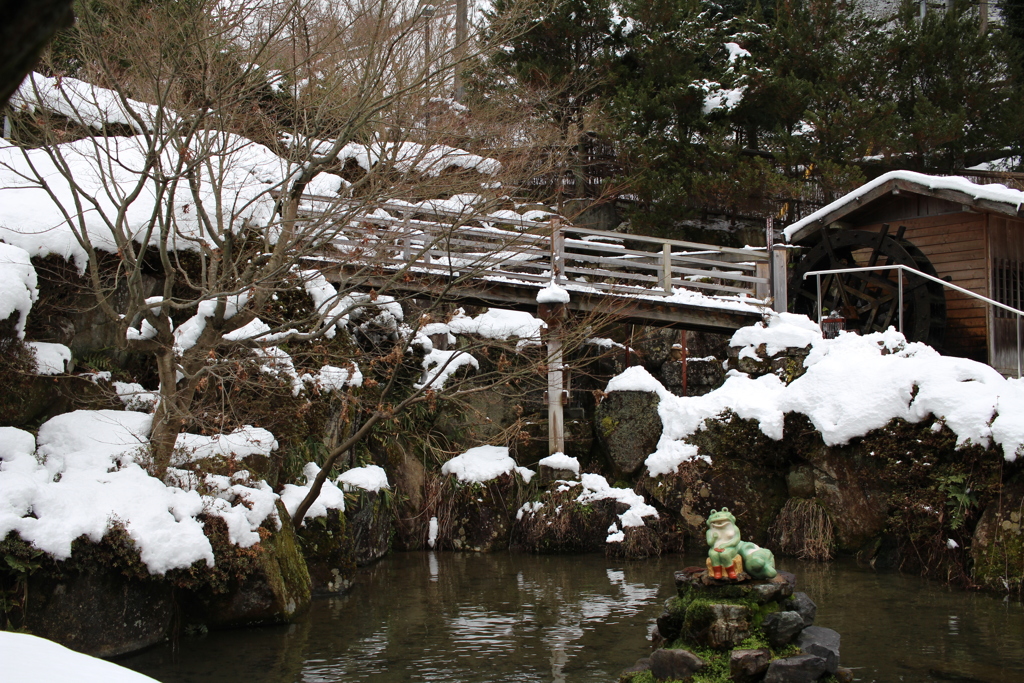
[595,390,662,477]
[297,508,356,594]
[198,502,312,628]
[441,472,529,552]
[347,489,394,566]
[972,479,1024,593]
[3,528,171,657]
[511,481,618,554]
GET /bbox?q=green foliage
[936,472,980,530]
[861,418,1003,580]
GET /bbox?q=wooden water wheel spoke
[790,229,947,346]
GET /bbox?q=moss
[686,644,731,682]
[619,671,657,683]
[600,415,619,438]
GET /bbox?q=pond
[120,551,1024,683]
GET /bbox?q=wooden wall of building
[854,210,989,362]
[987,216,1024,374]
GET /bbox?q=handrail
[803,264,1024,378]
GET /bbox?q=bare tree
[1,0,583,525]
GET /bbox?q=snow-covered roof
[784,170,1024,244]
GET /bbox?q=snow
[539,452,580,474]
[606,365,667,394]
[446,307,544,346]
[27,342,71,375]
[308,363,364,391]
[284,134,502,177]
[441,445,534,484]
[173,426,279,464]
[1,631,161,683]
[784,171,1024,241]
[536,282,570,304]
[113,382,159,412]
[611,313,1024,476]
[279,462,346,523]
[731,312,822,356]
[0,242,37,338]
[0,131,294,273]
[173,294,249,354]
[417,348,480,390]
[724,42,751,63]
[338,464,390,492]
[576,474,659,536]
[0,410,293,574]
[428,516,438,548]
[11,72,172,133]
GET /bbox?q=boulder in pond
[762,610,805,649]
[795,626,840,674]
[784,591,817,628]
[595,389,662,477]
[730,648,771,683]
[764,653,828,683]
[971,480,1024,593]
[25,567,173,657]
[199,503,311,628]
[649,648,704,680]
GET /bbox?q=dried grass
[769,498,836,562]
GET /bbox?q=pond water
[121,552,1024,683]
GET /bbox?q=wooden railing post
[771,245,789,312]
[550,217,564,285]
[538,301,567,455]
[755,261,770,300]
[662,244,673,293]
[402,215,412,262]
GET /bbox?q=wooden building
[784,171,1024,374]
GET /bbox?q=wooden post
[661,244,673,293]
[402,215,412,262]
[538,301,567,455]
[551,217,565,285]
[680,330,688,396]
[755,261,770,300]
[771,246,789,312]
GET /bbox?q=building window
[993,258,1024,317]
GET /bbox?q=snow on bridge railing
[294,194,771,301]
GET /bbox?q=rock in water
[796,626,841,674]
[649,648,704,680]
[764,654,829,683]
[762,610,805,649]
[594,390,662,477]
[785,591,817,627]
[730,648,771,683]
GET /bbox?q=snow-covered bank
[0,631,160,683]
[605,313,1024,478]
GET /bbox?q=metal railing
[803,264,1024,378]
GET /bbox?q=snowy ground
[0,631,160,683]
[616,312,1024,480]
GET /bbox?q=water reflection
[121,552,1024,683]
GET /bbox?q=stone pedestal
[623,566,849,683]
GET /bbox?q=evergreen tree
[881,0,1021,170]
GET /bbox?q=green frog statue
[705,508,777,581]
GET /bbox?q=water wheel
[789,227,947,347]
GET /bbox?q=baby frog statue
[705,508,778,581]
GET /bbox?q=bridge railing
[296,195,771,301]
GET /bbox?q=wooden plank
[565,225,769,259]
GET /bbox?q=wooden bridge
[297,195,786,455]
[300,196,779,335]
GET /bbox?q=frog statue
[705,508,777,580]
